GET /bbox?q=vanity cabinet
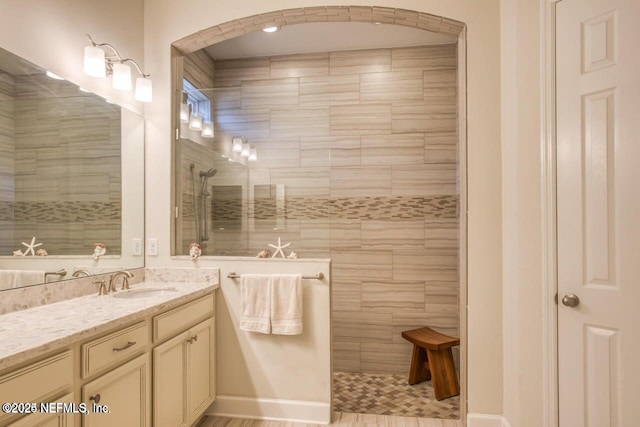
[8,393,75,427]
[81,353,151,427]
[153,295,215,427]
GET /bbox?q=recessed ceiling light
[262,26,279,33]
[79,87,90,93]
[46,71,64,80]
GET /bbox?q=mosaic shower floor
[333,371,460,420]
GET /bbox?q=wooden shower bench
[401,326,460,400]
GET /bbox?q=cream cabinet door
[82,353,151,427]
[8,393,75,427]
[153,317,215,427]
[153,330,189,427]
[187,317,215,423]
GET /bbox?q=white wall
[206,258,331,423]
[0,0,145,115]
[500,0,548,426]
[144,0,503,417]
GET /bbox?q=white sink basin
[113,287,178,299]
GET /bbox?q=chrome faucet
[108,271,134,292]
[72,269,91,278]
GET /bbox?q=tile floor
[333,372,459,420]
[199,412,463,427]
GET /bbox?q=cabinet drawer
[0,351,73,425]
[82,321,148,378]
[153,294,214,342]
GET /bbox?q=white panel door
[557,0,640,426]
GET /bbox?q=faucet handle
[93,280,107,295]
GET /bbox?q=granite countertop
[0,281,219,371]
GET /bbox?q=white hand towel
[240,274,272,334]
[270,274,303,335]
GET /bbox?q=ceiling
[205,21,456,60]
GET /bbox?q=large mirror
[0,46,145,291]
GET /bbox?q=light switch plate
[148,238,158,256]
[132,238,142,256]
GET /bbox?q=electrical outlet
[148,238,158,256]
[132,238,142,256]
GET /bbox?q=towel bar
[227,272,324,280]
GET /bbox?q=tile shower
[0,71,122,255]
[178,43,459,401]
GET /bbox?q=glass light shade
[112,63,132,91]
[46,71,64,80]
[263,26,279,33]
[84,45,106,78]
[189,113,203,131]
[241,142,250,157]
[248,147,257,161]
[201,121,214,138]
[134,77,153,102]
[232,137,243,152]
[180,103,190,123]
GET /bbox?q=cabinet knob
[90,394,101,404]
[187,335,198,344]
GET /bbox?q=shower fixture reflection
[189,164,217,246]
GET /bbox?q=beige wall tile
[211,87,241,110]
[215,107,270,139]
[425,281,459,305]
[424,68,457,98]
[330,166,391,197]
[391,102,456,134]
[360,70,424,103]
[246,138,300,169]
[214,57,270,87]
[391,45,457,71]
[330,48,391,75]
[271,107,329,138]
[330,104,391,135]
[241,78,299,109]
[393,248,458,282]
[361,220,425,249]
[331,249,393,280]
[329,219,361,248]
[333,341,361,372]
[300,136,330,167]
[271,52,329,78]
[332,280,362,311]
[361,133,424,165]
[361,281,425,312]
[299,74,360,106]
[360,342,413,374]
[330,136,361,167]
[298,219,331,254]
[392,164,456,196]
[425,218,458,249]
[425,131,458,164]
[333,311,393,343]
[270,167,330,197]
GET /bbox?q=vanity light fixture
[262,26,279,33]
[46,71,64,80]
[201,121,214,138]
[241,142,251,158]
[180,101,190,123]
[248,146,258,162]
[79,87,90,93]
[83,34,153,102]
[232,137,244,152]
[188,113,203,131]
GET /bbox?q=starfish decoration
[268,237,291,259]
[21,236,43,256]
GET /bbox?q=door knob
[562,293,580,307]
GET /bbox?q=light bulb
[201,121,214,138]
[180,103,190,123]
[189,113,203,131]
[263,26,279,33]
[84,45,106,78]
[134,77,152,102]
[249,146,257,161]
[232,137,243,152]
[241,142,250,157]
[112,63,132,91]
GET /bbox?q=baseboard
[206,395,331,425]
[467,413,512,427]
